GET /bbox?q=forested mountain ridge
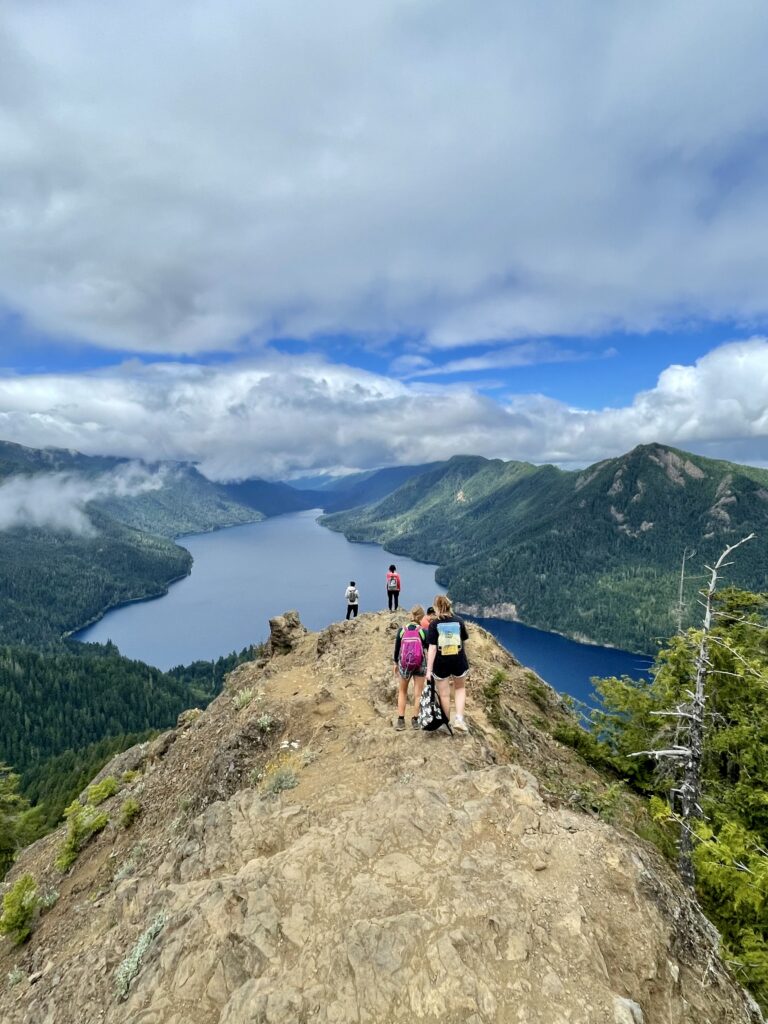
[321,444,768,650]
[0,640,256,829]
[0,440,325,644]
[0,509,193,645]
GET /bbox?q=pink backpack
[398,624,425,673]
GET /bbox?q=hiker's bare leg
[436,678,451,718]
[454,677,466,718]
[398,677,409,717]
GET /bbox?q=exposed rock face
[1,612,763,1024]
[266,609,307,656]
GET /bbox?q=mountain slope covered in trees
[322,444,768,650]
[0,641,256,829]
[0,440,327,644]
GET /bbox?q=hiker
[392,605,427,730]
[386,564,401,611]
[421,605,436,630]
[424,594,470,734]
[344,580,360,619]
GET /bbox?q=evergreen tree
[0,764,31,877]
[587,586,768,1007]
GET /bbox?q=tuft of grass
[257,713,274,732]
[55,801,109,872]
[6,967,24,988]
[233,687,255,710]
[524,675,550,711]
[483,669,508,730]
[0,875,38,945]
[119,797,141,829]
[265,768,298,795]
[87,776,119,806]
[38,887,59,910]
[121,770,140,784]
[257,752,302,796]
[114,911,168,1001]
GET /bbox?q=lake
[76,510,653,701]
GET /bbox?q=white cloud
[1,339,768,477]
[404,341,589,378]
[0,463,169,533]
[2,2,768,353]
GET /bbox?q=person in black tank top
[424,594,470,734]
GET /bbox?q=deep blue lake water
[77,510,653,702]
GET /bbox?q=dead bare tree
[631,533,755,888]
[676,545,695,634]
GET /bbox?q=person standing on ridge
[386,564,401,611]
[424,594,470,734]
[392,605,427,730]
[344,580,359,619]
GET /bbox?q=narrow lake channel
[77,510,653,703]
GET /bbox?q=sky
[2,0,768,480]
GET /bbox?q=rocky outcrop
[0,612,763,1024]
[266,609,307,656]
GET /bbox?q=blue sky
[2,1,768,478]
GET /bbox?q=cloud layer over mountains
[0,464,168,533]
[1,340,767,479]
[2,1,768,353]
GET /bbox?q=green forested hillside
[0,440,330,644]
[0,641,255,827]
[322,445,768,650]
[0,509,192,645]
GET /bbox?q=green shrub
[121,770,140,784]
[114,911,168,1000]
[55,801,109,872]
[87,776,119,806]
[6,966,24,988]
[264,767,298,795]
[119,798,141,829]
[257,713,274,732]
[525,676,550,711]
[233,687,254,710]
[38,887,59,910]
[0,874,38,944]
[552,721,614,771]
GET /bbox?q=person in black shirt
[424,594,470,734]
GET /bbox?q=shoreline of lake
[75,512,653,699]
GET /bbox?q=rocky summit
[0,612,764,1024]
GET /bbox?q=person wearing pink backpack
[392,604,427,731]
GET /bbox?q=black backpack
[418,676,453,735]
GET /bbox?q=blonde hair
[434,594,453,616]
[410,604,426,621]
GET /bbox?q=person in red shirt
[385,564,401,610]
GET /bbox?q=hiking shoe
[453,716,469,735]
[395,717,406,731]
[411,716,420,729]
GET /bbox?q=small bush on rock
[55,802,109,872]
[265,768,298,795]
[114,911,168,1001]
[233,687,254,710]
[119,798,141,829]
[87,777,119,806]
[0,874,38,944]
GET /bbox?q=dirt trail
[0,611,763,1024]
